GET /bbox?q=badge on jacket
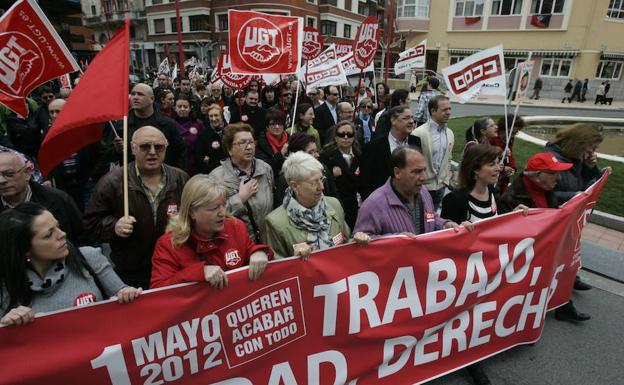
[167,203,179,216]
[332,232,345,246]
[425,212,435,222]
[73,292,96,307]
[225,249,242,267]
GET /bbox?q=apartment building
[397,0,624,100]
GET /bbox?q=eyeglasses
[137,142,167,153]
[336,131,355,138]
[0,164,28,179]
[362,105,373,109]
[234,139,255,148]
[303,175,326,188]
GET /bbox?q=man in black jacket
[360,105,421,199]
[228,90,267,134]
[0,150,84,244]
[314,85,340,145]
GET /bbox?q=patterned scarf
[27,260,66,294]
[283,187,333,251]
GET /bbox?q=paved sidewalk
[583,223,624,252]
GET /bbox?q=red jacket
[150,217,273,288]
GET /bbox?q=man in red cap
[499,152,589,322]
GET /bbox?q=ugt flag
[442,45,506,102]
[228,10,303,75]
[394,39,427,75]
[0,0,80,117]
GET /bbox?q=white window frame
[607,0,624,19]
[531,0,566,15]
[397,0,430,18]
[307,0,318,4]
[215,12,228,32]
[491,0,523,15]
[596,60,623,79]
[153,18,166,34]
[455,0,485,17]
[306,16,317,28]
[539,58,572,77]
[449,55,468,65]
[321,20,337,36]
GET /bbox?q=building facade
[398,0,624,100]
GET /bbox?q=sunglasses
[137,143,166,153]
[336,131,355,138]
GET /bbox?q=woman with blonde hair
[150,175,272,289]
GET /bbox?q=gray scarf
[283,187,333,251]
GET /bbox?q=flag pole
[353,69,364,120]
[290,75,301,135]
[123,115,129,217]
[373,63,378,108]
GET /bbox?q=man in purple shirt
[354,146,466,237]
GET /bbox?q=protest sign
[394,39,426,75]
[353,16,380,69]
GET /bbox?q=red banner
[335,42,353,58]
[353,16,380,69]
[0,0,80,117]
[0,173,609,385]
[228,10,303,75]
[302,26,324,60]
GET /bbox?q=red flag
[464,16,482,24]
[353,16,380,69]
[228,10,303,74]
[530,14,552,28]
[38,21,129,176]
[0,0,80,117]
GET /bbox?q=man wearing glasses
[307,88,323,108]
[0,149,84,244]
[314,85,340,145]
[85,126,189,289]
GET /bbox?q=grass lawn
[447,116,624,217]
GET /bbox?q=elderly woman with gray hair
[263,152,369,259]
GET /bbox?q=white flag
[394,39,426,75]
[339,51,374,76]
[441,45,506,102]
[172,63,178,81]
[158,58,170,75]
[301,45,348,91]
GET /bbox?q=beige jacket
[411,122,454,191]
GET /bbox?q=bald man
[0,150,84,243]
[84,126,189,288]
[107,83,186,170]
[47,98,66,124]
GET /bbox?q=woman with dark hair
[320,121,362,228]
[173,94,205,175]
[260,86,278,109]
[491,114,525,193]
[197,103,227,174]
[207,123,274,243]
[0,203,141,326]
[292,103,321,148]
[256,108,289,175]
[373,82,389,115]
[159,89,175,117]
[463,117,498,157]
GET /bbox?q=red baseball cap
[525,153,573,172]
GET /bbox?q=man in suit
[360,105,421,199]
[313,85,340,145]
[411,95,454,209]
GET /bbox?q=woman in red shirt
[150,175,272,289]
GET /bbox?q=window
[217,14,228,31]
[170,18,183,33]
[596,60,623,79]
[151,0,163,4]
[531,0,565,14]
[450,55,468,65]
[307,16,317,28]
[154,18,165,34]
[321,20,337,36]
[91,5,97,15]
[189,15,208,31]
[455,0,484,17]
[359,2,369,15]
[344,24,351,38]
[607,0,624,19]
[397,0,430,17]
[320,0,338,5]
[504,56,528,71]
[491,0,523,15]
[539,58,572,77]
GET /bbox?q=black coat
[498,175,558,213]
[195,125,226,175]
[320,148,361,229]
[313,102,337,145]
[359,134,422,199]
[229,104,267,134]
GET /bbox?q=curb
[458,100,624,112]
[590,210,624,233]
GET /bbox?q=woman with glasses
[354,97,375,145]
[150,175,272,289]
[263,152,369,259]
[320,121,362,229]
[293,103,321,149]
[256,108,289,176]
[207,123,273,243]
[0,203,141,326]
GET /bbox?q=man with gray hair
[84,126,189,289]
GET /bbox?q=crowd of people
[0,72,611,385]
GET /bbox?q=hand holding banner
[0,0,80,117]
[442,45,506,102]
[394,39,427,75]
[228,10,303,75]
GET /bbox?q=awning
[601,51,624,60]
[448,48,579,57]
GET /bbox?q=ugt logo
[237,17,283,70]
[0,32,44,97]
